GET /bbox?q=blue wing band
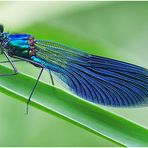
[65,55,148,106]
[35,40,148,107]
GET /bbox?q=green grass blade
[0,65,147,147]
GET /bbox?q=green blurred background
[0,1,147,146]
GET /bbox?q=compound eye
[0,25,4,33]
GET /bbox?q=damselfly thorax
[6,35,36,57]
[0,30,42,68]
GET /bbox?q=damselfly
[0,25,148,113]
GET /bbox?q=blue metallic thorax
[8,34,31,40]
[0,32,46,68]
[1,33,36,60]
[7,34,30,50]
[1,32,60,70]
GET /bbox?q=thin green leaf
[0,65,147,147]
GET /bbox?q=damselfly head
[0,24,3,39]
[0,25,4,42]
[0,25,5,54]
[0,25,4,33]
[0,25,8,46]
[0,25,3,53]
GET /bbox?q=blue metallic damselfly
[0,25,147,113]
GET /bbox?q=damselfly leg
[26,68,55,114]
[0,51,55,113]
[49,70,54,85]
[26,67,44,114]
[0,51,18,76]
